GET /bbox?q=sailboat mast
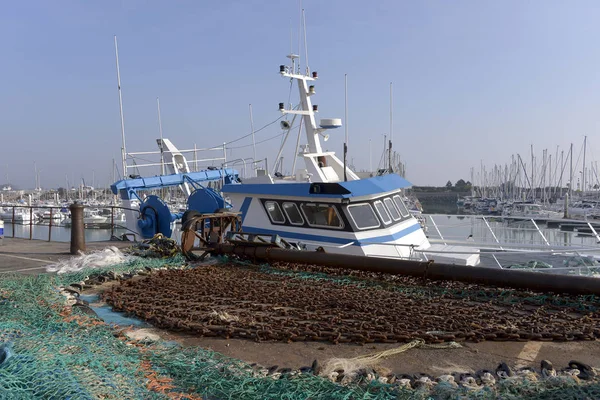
[530,144,534,200]
[343,74,348,181]
[583,135,587,192]
[114,36,127,180]
[569,143,573,195]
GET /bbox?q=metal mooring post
[70,202,86,255]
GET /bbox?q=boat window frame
[347,203,381,230]
[300,202,345,230]
[373,200,392,225]
[383,197,402,221]
[393,195,410,218]
[264,200,286,224]
[282,202,305,226]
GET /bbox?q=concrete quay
[0,238,131,275]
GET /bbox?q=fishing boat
[222,53,479,266]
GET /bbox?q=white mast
[114,36,127,179]
[302,9,309,75]
[157,97,165,176]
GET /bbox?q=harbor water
[1,222,128,242]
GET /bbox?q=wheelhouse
[259,193,413,232]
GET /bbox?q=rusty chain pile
[101,261,600,344]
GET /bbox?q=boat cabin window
[393,195,410,218]
[383,198,401,221]
[347,203,380,230]
[282,202,304,225]
[301,203,344,229]
[265,201,285,224]
[374,201,392,225]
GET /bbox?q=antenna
[114,36,127,180]
[298,0,302,73]
[157,97,165,176]
[302,9,309,75]
[249,104,257,176]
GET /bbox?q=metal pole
[48,208,52,242]
[344,74,348,182]
[70,203,86,254]
[249,104,256,176]
[114,36,128,179]
[194,144,198,172]
[110,206,115,239]
[12,207,15,238]
[157,97,165,176]
[29,207,32,240]
[531,218,550,247]
[482,216,504,250]
[222,143,227,186]
[429,215,446,245]
[586,221,600,243]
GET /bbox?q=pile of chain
[102,261,600,344]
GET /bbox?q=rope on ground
[319,339,461,380]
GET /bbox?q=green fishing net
[1,256,600,399]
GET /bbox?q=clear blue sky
[1,0,600,189]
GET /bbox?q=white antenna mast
[157,97,165,176]
[302,9,309,75]
[114,36,127,179]
[298,0,302,73]
[249,104,257,176]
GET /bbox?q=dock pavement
[0,237,131,275]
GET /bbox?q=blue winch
[187,186,228,213]
[137,195,183,239]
